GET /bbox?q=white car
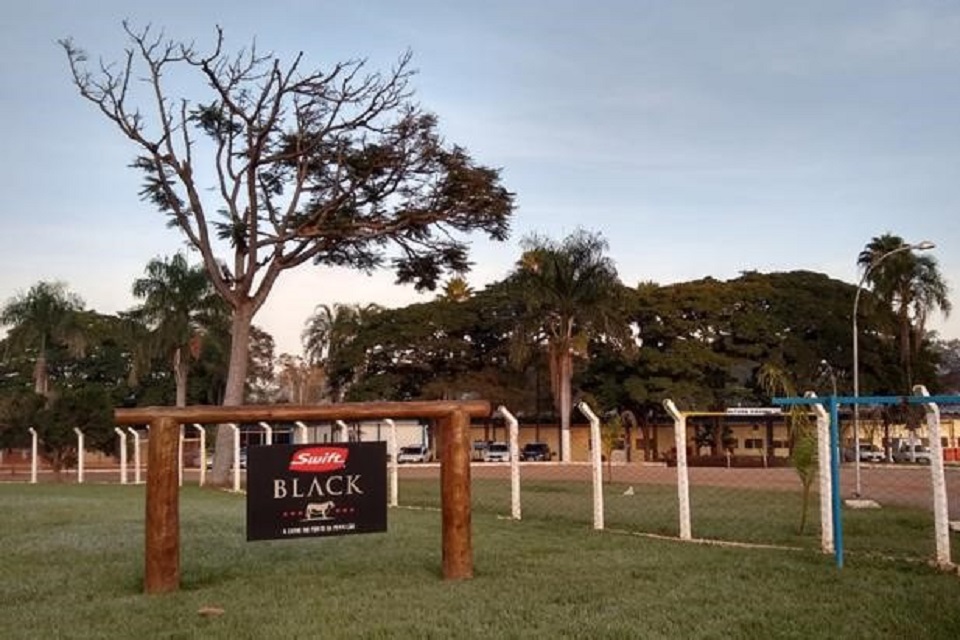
[397,445,432,463]
[483,442,510,463]
[205,449,247,470]
[845,443,885,463]
[893,443,932,464]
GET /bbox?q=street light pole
[852,240,935,497]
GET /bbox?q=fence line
[5,393,956,577]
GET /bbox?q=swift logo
[289,447,348,473]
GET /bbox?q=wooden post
[441,410,473,579]
[144,416,180,594]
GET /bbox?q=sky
[1,1,959,357]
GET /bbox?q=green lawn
[3,483,960,639]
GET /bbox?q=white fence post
[498,406,522,520]
[228,423,241,492]
[257,421,273,446]
[28,427,38,484]
[128,427,142,485]
[577,401,604,531]
[804,392,834,554]
[294,421,308,445]
[663,400,692,540]
[914,385,951,569]
[178,425,184,488]
[385,419,398,508]
[192,424,206,487]
[144,425,150,468]
[114,428,128,485]
[73,428,85,484]
[336,419,349,443]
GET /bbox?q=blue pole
[829,395,843,568]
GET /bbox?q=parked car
[843,443,885,463]
[520,442,552,461]
[472,440,491,461]
[205,449,247,470]
[483,442,510,463]
[397,445,432,463]
[892,443,932,464]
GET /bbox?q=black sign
[246,442,387,541]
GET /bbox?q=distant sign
[724,407,782,416]
[246,442,387,541]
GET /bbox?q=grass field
[401,478,952,562]
[3,483,960,639]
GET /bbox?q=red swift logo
[289,447,348,473]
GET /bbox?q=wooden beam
[144,416,180,594]
[440,410,473,580]
[115,400,491,425]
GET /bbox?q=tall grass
[2,484,960,639]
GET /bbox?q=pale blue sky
[1,1,958,356]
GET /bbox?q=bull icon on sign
[303,501,336,521]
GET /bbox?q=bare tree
[61,24,514,484]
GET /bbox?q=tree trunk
[33,352,49,396]
[620,411,637,463]
[209,302,254,486]
[899,307,913,390]
[173,347,189,408]
[883,421,892,462]
[641,421,653,461]
[798,479,811,535]
[624,423,632,463]
[559,350,572,462]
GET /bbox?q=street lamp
[851,240,935,497]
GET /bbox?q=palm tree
[511,229,628,461]
[756,363,817,535]
[275,353,326,404]
[302,303,382,401]
[132,253,224,407]
[858,234,951,389]
[1,281,86,396]
[438,276,473,302]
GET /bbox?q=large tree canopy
[617,270,903,413]
[62,24,515,483]
[318,279,525,408]
[321,268,925,442]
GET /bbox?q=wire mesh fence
[3,403,959,570]
[391,460,958,567]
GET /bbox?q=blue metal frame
[828,397,843,568]
[776,395,960,407]
[773,393,960,569]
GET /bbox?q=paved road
[400,461,960,514]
